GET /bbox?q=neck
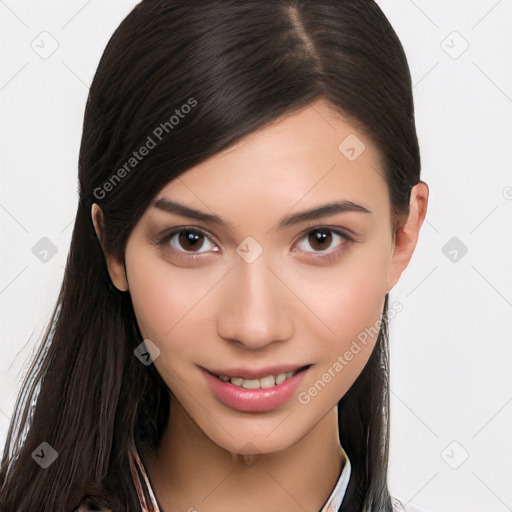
[144,396,346,512]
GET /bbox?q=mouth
[204,364,312,390]
[201,364,313,412]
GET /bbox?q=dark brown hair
[0,1,420,510]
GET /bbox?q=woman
[0,1,431,511]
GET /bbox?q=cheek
[294,242,389,346]
[125,248,222,363]
[292,249,389,407]
[291,249,388,407]
[124,244,185,337]
[336,259,387,341]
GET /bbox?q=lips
[201,364,312,412]
[211,365,311,390]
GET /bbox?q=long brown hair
[0,1,420,510]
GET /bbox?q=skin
[92,98,428,512]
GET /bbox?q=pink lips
[200,365,311,412]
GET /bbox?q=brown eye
[158,228,218,255]
[294,227,353,259]
[307,229,333,251]
[178,230,205,252]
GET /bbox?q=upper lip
[202,363,312,379]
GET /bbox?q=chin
[201,414,310,456]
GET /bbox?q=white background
[1,1,511,511]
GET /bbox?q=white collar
[319,455,351,511]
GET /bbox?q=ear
[91,203,129,292]
[386,181,429,292]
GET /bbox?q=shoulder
[73,494,114,512]
[392,495,434,512]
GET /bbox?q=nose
[216,254,294,350]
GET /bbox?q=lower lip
[201,366,311,412]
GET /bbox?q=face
[94,98,427,455]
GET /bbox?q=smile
[201,364,312,412]
[214,367,308,389]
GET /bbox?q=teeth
[275,373,286,385]
[259,375,276,388]
[217,370,298,389]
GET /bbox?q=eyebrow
[152,198,371,231]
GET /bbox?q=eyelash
[155,226,355,263]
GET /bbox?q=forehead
[154,99,389,218]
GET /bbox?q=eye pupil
[309,229,332,251]
[179,230,203,251]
